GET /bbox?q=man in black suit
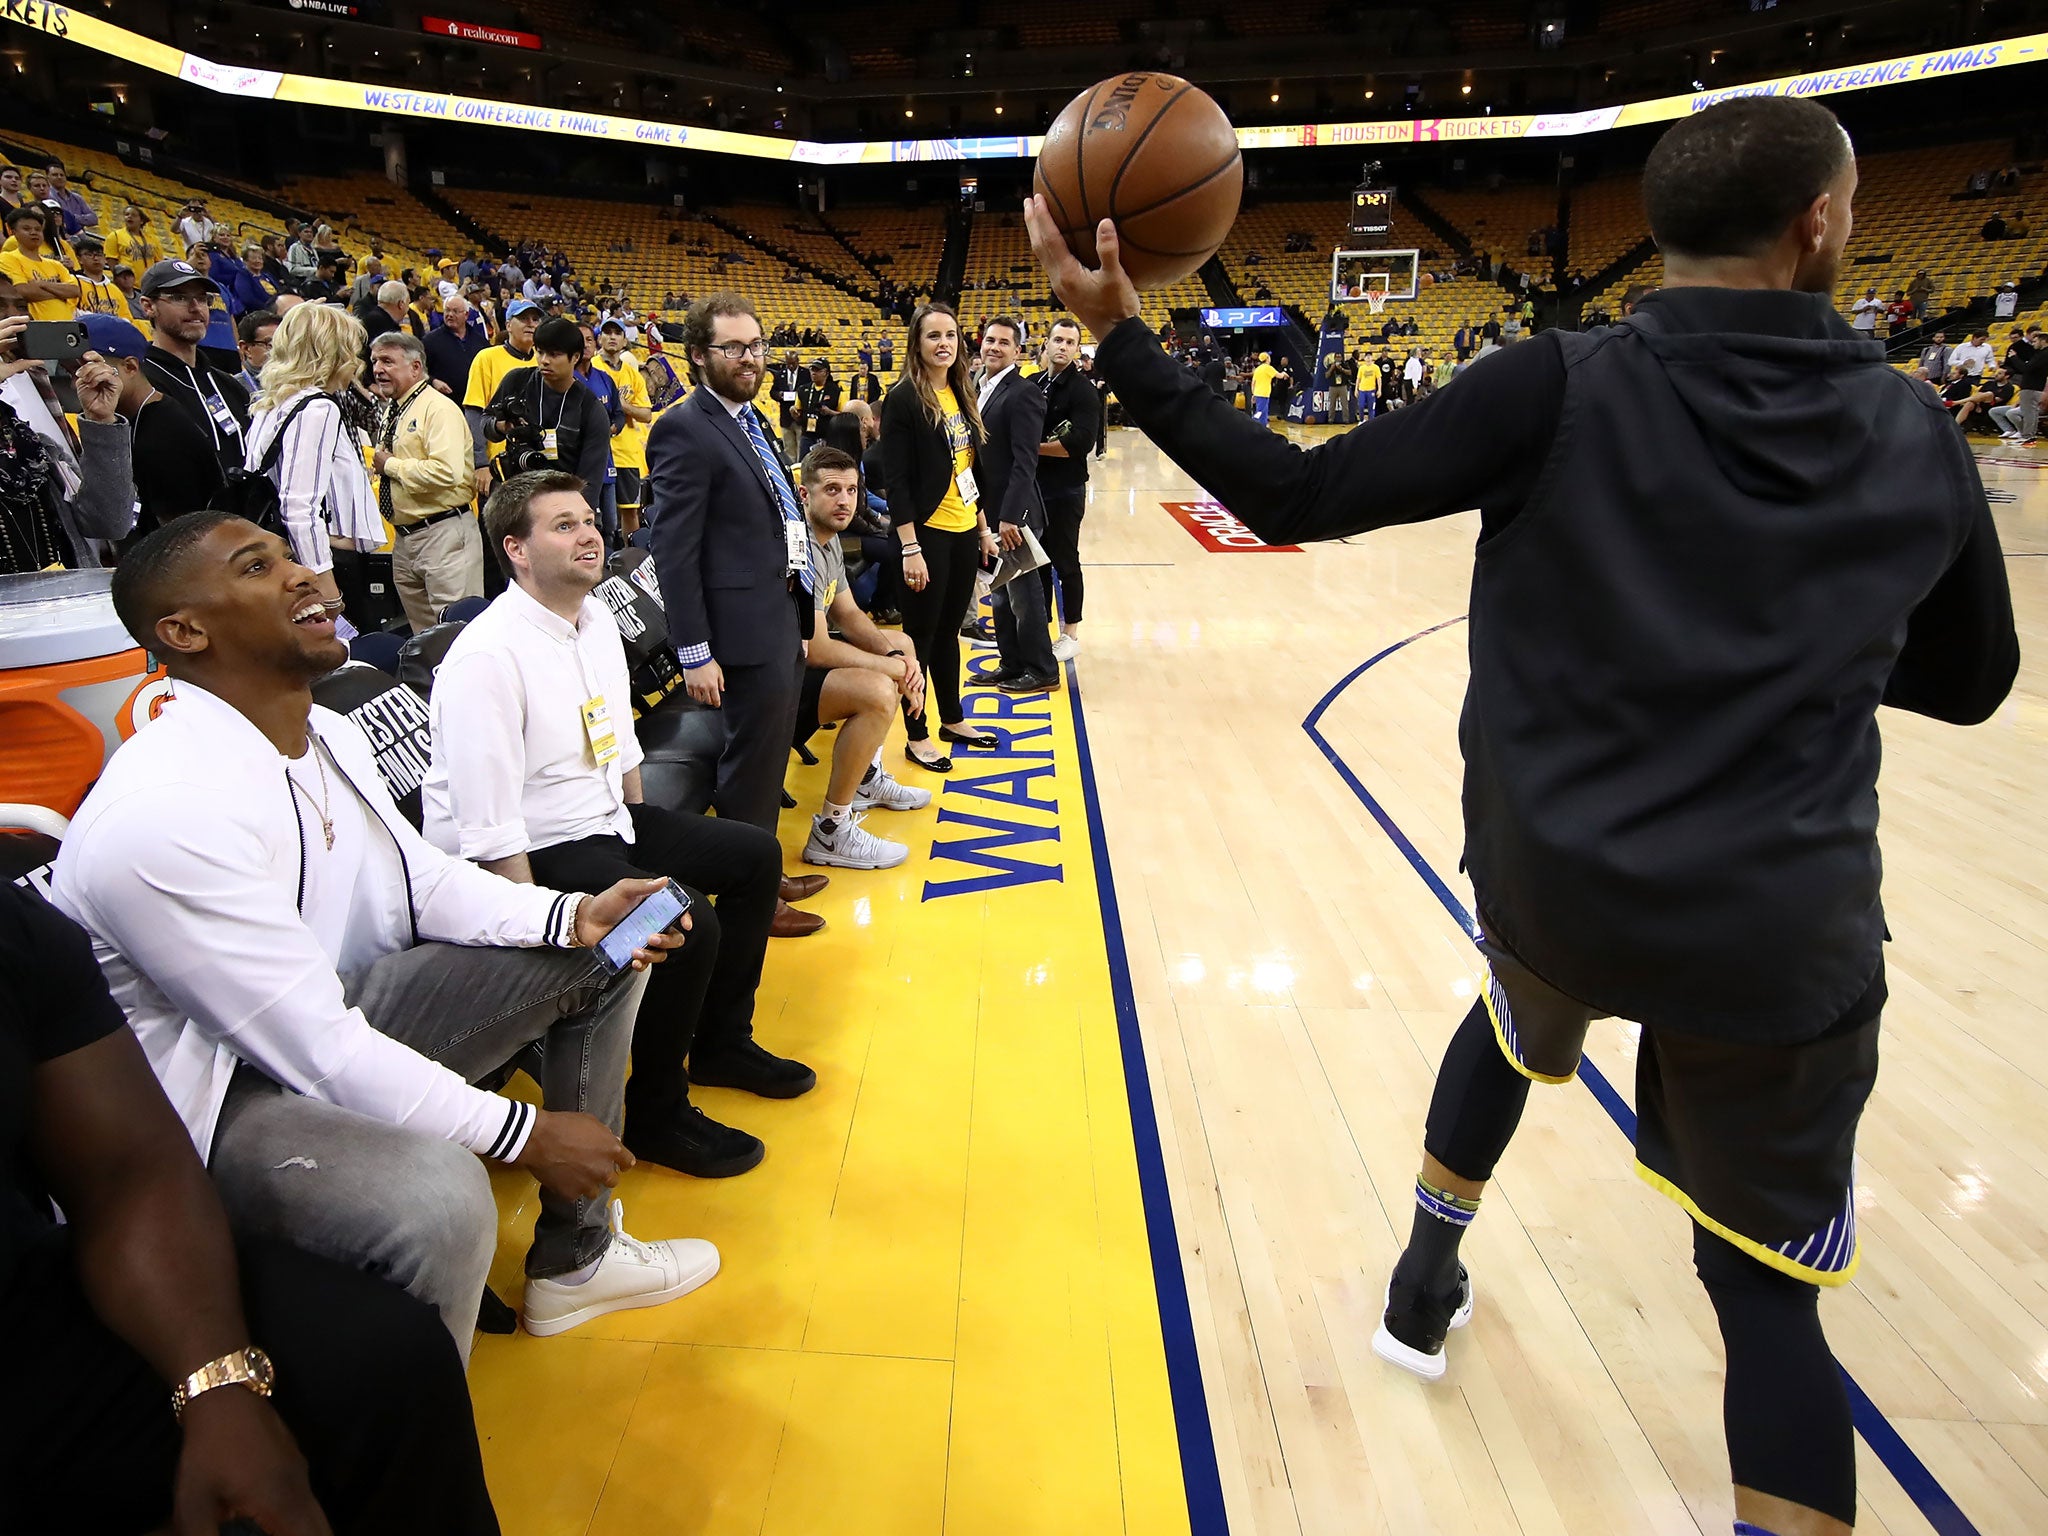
[768,347,805,461]
[644,293,829,939]
[975,316,1057,692]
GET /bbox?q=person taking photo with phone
[0,299,135,572]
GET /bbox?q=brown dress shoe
[771,899,826,938]
[780,873,830,902]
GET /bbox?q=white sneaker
[522,1199,719,1337]
[803,808,908,870]
[1051,634,1079,663]
[854,765,931,812]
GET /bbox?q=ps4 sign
[1200,307,1283,329]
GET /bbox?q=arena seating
[448,189,902,372]
[1410,183,1558,278]
[830,206,947,291]
[280,175,475,271]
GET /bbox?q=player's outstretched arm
[1023,199,1559,547]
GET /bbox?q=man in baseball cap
[138,258,221,300]
[134,257,250,529]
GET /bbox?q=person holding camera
[0,303,135,573]
[480,317,608,510]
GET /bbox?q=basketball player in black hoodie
[1028,97,2019,1536]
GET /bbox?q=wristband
[900,544,922,556]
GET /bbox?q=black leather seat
[310,661,436,830]
[397,620,466,700]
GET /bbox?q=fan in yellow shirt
[460,299,542,493]
[593,320,653,534]
[105,208,163,272]
[71,237,125,319]
[0,205,80,321]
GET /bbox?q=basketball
[1033,72,1242,290]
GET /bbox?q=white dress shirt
[976,362,1015,413]
[1950,340,1995,377]
[51,681,582,1162]
[423,580,646,861]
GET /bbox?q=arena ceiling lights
[8,5,2047,164]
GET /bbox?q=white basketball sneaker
[854,765,931,812]
[803,808,909,870]
[522,1199,719,1337]
[1051,634,1080,663]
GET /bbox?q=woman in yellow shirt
[878,301,1002,771]
[105,205,163,272]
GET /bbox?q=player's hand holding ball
[1026,72,1242,338]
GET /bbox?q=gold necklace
[287,741,335,851]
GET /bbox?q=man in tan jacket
[371,331,483,632]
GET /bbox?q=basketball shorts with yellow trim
[1477,933,1883,1288]
[614,467,643,512]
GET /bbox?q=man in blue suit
[644,292,831,945]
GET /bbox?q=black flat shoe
[939,726,997,748]
[690,1039,818,1099]
[905,745,952,772]
[625,1104,766,1178]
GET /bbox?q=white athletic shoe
[1370,1267,1476,1382]
[522,1199,719,1338]
[1051,634,1080,664]
[854,766,931,812]
[803,808,909,870]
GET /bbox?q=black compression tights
[1695,1225,1857,1525]
[1422,997,1533,1184]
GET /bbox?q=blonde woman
[879,301,1002,770]
[242,302,385,630]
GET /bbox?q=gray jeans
[2021,388,2042,439]
[207,942,646,1358]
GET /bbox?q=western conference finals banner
[6,3,2045,164]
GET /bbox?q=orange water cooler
[0,571,166,820]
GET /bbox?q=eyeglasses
[708,341,768,361]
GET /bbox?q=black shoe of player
[1371,1262,1474,1381]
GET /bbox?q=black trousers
[2,1231,497,1535]
[858,533,903,614]
[898,523,981,741]
[711,646,805,832]
[1038,486,1086,625]
[993,505,1057,677]
[527,803,782,1128]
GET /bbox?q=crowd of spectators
[1,146,1130,1527]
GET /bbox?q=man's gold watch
[171,1345,276,1422]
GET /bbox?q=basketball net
[1364,290,1389,316]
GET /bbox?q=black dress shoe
[626,1104,765,1178]
[690,1038,818,1099]
[996,670,1060,694]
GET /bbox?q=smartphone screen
[595,879,690,973]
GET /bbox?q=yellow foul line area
[468,647,1200,1535]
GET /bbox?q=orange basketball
[1033,72,1243,290]
[1419,272,1435,289]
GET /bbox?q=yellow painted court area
[469,647,1194,1536]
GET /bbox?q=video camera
[492,399,554,474]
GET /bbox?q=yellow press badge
[542,427,560,458]
[582,696,620,765]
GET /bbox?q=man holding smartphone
[424,470,811,1184]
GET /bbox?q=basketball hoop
[1364,290,1389,317]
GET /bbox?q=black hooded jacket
[1096,287,2018,1042]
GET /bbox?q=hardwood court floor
[466,419,2044,1536]
[1084,423,2048,1536]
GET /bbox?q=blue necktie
[739,407,813,592]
